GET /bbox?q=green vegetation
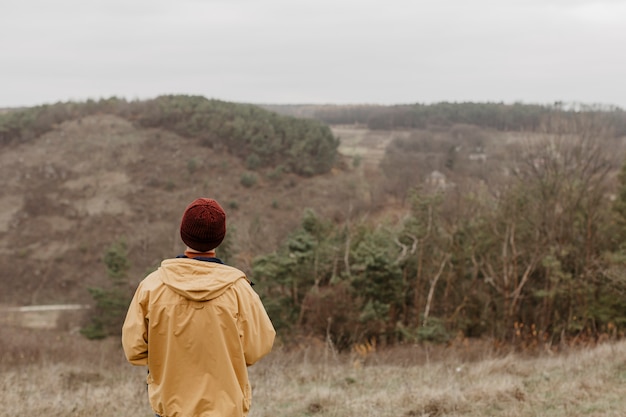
[266,102,626,136]
[135,95,339,176]
[240,172,258,188]
[378,102,622,134]
[253,114,626,349]
[186,158,198,174]
[81,240,132,339]
[0,95,339,176]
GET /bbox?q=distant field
[332,125,408,167]
[2,326,626,417]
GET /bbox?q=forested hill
[253,103,626,350]
[262,102,626,135]
[0,95,339,176]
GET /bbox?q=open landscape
[2,97,626,416]
[3,1,626,415]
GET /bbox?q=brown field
[2,326,626,417]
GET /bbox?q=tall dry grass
[2,326,626,417]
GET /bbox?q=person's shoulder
[220,263,246,276]
[206,262,246,280]
[136,266,166,291]
[230,273,260,297]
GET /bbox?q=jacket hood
[159,258,247,301]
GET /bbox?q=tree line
[252,113,626,350]
[302,102,626,136]
[0,95,339,176]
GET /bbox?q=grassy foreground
[2,327,626,417]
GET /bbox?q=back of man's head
[179,198,226,252]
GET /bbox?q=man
[122,197,276,417]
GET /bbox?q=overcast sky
[1,0,625,109]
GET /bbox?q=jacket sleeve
[121,283,149,366]
[237,280,276,366]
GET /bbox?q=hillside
[0,109,395,306]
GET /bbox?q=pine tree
[81,240,131,339]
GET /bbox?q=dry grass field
[2,326,626,417]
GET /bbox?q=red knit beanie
[179,198,226,252]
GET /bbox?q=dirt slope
[0,116,388,305]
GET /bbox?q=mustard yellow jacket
[122,258,276,417]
